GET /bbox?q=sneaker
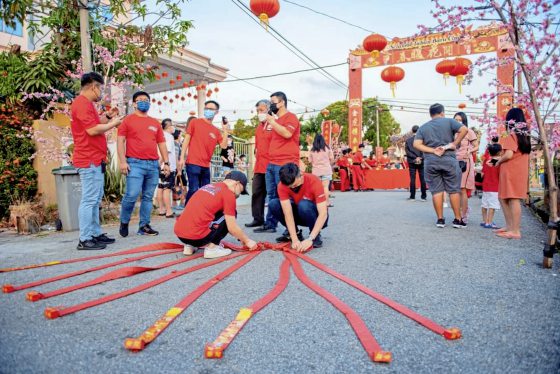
[93,233,115,244]
[480,222,486,227]
[138,225,159,236]
[204,245,232,259]
[420,198,427,202]
[452,218,467,228]
[183,244,195,256]
[436,218,446,228]
[276,229,304,243]
[253,225,276,233]
[77,239,106,250]
[407,197,415,201]
[312,234,323,248]
[245,220,264,228]
[119,222,129,238]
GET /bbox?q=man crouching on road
[174,171,258,258]
[268,163,329,252]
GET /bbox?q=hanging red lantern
[157,101,162,106]
[207,89,213,96]
[169,98,174,103]
[163,95,168,101]
[183,82,189,88]
[193,95,198,99]
[169,79,176,85]
[449,57,472,94]
[175,94,180,99]
[176,74,182,81]
[181,96,185,101]
[201,84,207,90]
[435,59,456,86]
[332,121,340,135]
[162,71,169,78]
[214,87,219,93]
[151,98,156,103]
[250,0,280,29]
[187,92,192,98]
[189,110,196,116]
[362,34,387,58]
[458,103,467,109]
[381,66,405,97]
[189,79,195,85]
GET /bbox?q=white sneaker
[203,245,232,259]
[183,244,195,256]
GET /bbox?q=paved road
[1,191,559,374]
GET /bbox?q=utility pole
[78,0,92,72]
[375,107,380,148]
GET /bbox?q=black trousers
[251,172,266,224]
[178,212,228,248]
[409,163,427,199]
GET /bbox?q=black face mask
[290,185,302,193]
[270,103,279,114]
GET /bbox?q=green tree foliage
[232,118,257,140]
[300,98,401,149]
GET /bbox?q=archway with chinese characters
[347,25,514,152]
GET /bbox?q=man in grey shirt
[413,103,468,228]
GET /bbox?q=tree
[302,98,401,149]
[421,1,559,268]
[232,118,257,140]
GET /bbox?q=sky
[147,0,497,133]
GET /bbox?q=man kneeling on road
[174,171,258,258]
[268,163,328,252]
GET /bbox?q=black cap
[225,171,249,195]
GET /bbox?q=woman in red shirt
[495,108,532,239]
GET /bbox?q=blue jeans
[185,164,211,203]
[120,158,159,228]
[264,163,282,228]
[77,164,104,242]
[268,198,328,232]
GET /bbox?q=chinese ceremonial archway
[380,66,405,97]
[362,34,387,58]
[449,57,472,94]
[435,59,456,85]
[250,0,280,29]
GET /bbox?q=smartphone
[490,159,498,165]
[268,110,273,116]
[222,116,228,124]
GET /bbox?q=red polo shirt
[186,118,223,167]
[174,182,236,239]
[254,121,272,173]
[118,113,164,160]
[277,173,326,205]
[269,112,300,166]
[482,162,500,192]
[70,95,106,168]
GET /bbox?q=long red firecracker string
[124,251,261,352]
[204,257,291,359]
[43,252,248,320]
[285,252,392,363]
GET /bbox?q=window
[1,19,23,37]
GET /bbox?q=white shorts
[481,192,500,210]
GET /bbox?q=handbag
[172,175,184,201]
[458,160,467,173]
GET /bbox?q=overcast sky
[149,0,495,132]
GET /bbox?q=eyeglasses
[136,99,150,103]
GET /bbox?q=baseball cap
[225,171,248,195]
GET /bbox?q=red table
[334,169,419,190]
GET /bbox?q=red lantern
[176,74,182,81]
[181,96,185,101]
[175,94,180,99]
[449,57,472,94]
[162,71,168,78]
[201,84,207,90]
[193,95,198,100]
[157,101,162,106]
[250,0,280,28]
[187,92,192,98]
[155,74,161,80]
[362,34,387,58]
[169,98,174,103]
[332,122,340,135]
[458,103,467,109]
[189,110,196,116]
[169,79,176,85]
[435,59,456,85]
[214,87,219,93]
[151,98,156,103]
[183,82,189,88]
[189,79,195,85]
[163,95,168,101]
[381,66,405,97]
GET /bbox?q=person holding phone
[71,72,123,250]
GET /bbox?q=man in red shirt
[254,91,301,234]
[71,72,122,250]
[177,100,229,203]
[268,163,329,251]
[351,144,372,192]
[335,149,351,192]
[175,171,257,258]
[246,99,272,228]
[117,91,170,237]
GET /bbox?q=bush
[0,104,38,219]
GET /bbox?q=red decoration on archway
[435,59,456,86]
[381,66,405,97]
[176,74,182,81]
[250,0,280,28]
[183,82,189,88]
[332,122,340,135]
[449,57,471,94]
[162,71,168,78]
[362,34,387,58]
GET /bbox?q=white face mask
[257,113,267,122]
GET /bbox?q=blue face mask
[137,101,150,113]
[204,109,216,120]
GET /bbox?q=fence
[210,136,254,182]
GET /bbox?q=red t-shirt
[254,121,272,173]
[186,118,223,167]
[70,95,106,168]
[336,156,349,168]
[482,161,500,192]
[365,158,377,167]
[174,182,236,239]
[268,112,301,166]
[277,173,327,205]
[118,114,164,160]
[352,152,364,165]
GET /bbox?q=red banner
[321,120,332,147]
[348,64,362,153]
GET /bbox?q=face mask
[290,185,302,193]
[137,101,150,113]
[270,103,279,114]
[257,113,267,122]
[204,109,216,120]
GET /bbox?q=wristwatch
[105,113,113,119]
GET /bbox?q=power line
[222,62,348,82]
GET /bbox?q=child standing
[480,143,502,228]
[237,154,248,175]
